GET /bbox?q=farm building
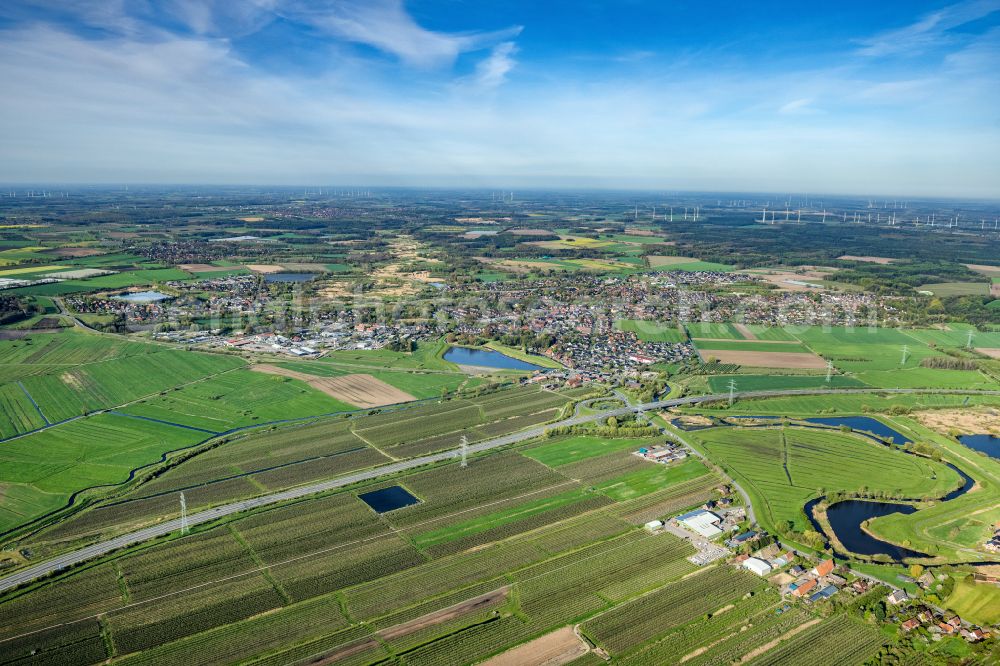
[790,579,817,597]
[727,530,757,547]
[887,589,909,605]
[812,559,835,577]
[808,585,838,603]
[676,509,723,538]
[644,520,664,532]
[743,557,772,576]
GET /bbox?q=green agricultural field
[7,268,194,296]
[742,324,800,341]
[314,338,458,372]
[18,349,244,425]
[0,414,205,533]
[120,369,355,431]
[685,322,745,339]
[0,331,245,433]
[774,325,1000,389]
[904,327,1000,348]
[270,361,469,399]
[693,340,810,353]
[0,405,913,666]
[918,282,990,296]
[349,385,569,458]
[0,330,158,382]
[523,435,647,467]
[647,256,733,271]
[944,576,1000,625]
[681,426,961,535]
[692,391,1000,417]
[582,566,764,656]
[707,374,867,392]
[0,383,46,438]
[594,458,710,501]
[863,416,1000,561]
[793,325,916,347]
[408,486,601,551]
[614,319,687,342]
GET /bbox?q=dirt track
[251,365,416,408]
[380,587,509,641]
[309,587,509,665]
[481,626,589,666]
[733,323,758,340]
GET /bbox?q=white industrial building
[675,509,723,538]
[743,557,773,576]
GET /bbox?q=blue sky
[1,1,998,196]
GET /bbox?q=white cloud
[0,6,997,197]
[277,0,522,68]
[778,98,816,115]
[856,0,1000,57]
[471,41,518,89]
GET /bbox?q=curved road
[2,386,998,594]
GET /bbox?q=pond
[115,290,172,303]
[358,485,420,513]
[264,273,316,283]
[959,434,1000,460]
[804,416,912,445]
[443,346,545,371]
[817,499,929,560]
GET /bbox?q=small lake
[115,290,172,303]
[358,485,420,513]
[821,500,929,560]
[444,346,545,371]
[959,434,1000,460]
[264,273,316,283]
[805,416,912,445]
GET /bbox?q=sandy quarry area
[251,365,415,408]
[245,264,284,274]
[914,407,1000,436]
[481,626,589,666]
[838,255,895,264]
[43,268,112,279]
[760,271,829,291]
[664,412,714,427]
[965,264,1000,277]
[702,349,828,369]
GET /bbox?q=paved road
[2,386,999,594]
[663,426,757,526]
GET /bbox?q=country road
[1,386,998,594]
